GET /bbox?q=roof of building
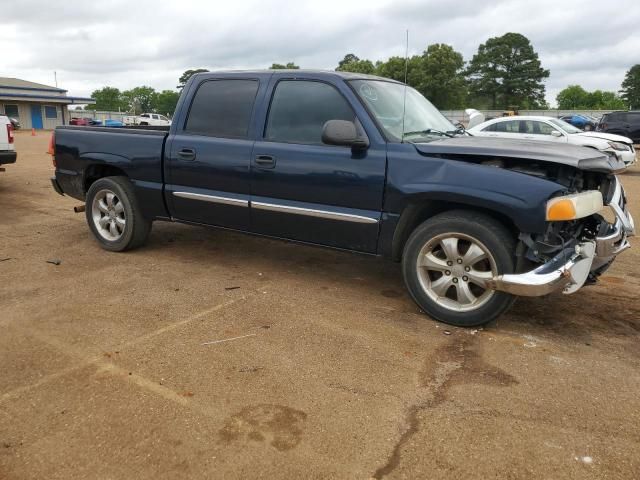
[0,77,67,93]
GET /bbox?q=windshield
[350,80,456,142]
[548,118,582,134]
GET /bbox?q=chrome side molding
[172,191,379,224]
[251,201,379,224]
[173,191,249,207]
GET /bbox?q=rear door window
[185,79,259,138]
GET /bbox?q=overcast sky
[2,0,639,106]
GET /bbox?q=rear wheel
[85,176,151,252]
[402,210,516,327]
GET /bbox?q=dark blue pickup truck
[50,70,635,326]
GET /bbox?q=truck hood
[413,136,626,173]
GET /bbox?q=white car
[0,115,17,172]
[469,115,636,167]
[123,113,171,127]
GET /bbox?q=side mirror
[551,130,562,137]
[322,120,369,151]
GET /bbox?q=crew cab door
[249,77,386,253]
[165,77,266,229]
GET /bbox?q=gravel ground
[1,131,639,479]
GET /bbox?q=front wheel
[402,210,516,327]
[85,176,151,252]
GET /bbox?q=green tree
[177,68,209,90]
[556,85,590,109]
[466,32,549,109]
[154,90,180,116]
[122,86,157,114]
[87,86,126,111]
[556,85,625,109]
[620,64,640,109]
[269,62,300,69]
[335,54,376,74]
[588,90,626,110]
[417,44,467,109]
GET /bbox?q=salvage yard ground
[1,131,639,479]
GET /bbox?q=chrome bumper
[488,177,634,297]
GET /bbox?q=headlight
[608,141,629,151]
[546,191,603,221]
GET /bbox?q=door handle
[255,154,276,168]
[178,148,196,160]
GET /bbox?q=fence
[441,110,613,126]
[65,109,131,123]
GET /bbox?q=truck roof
[191,69,400,83]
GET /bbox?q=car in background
[69,118,91,126]
[560,114,598,131]
[102,119,123,127]
[597,111,640,143]
[8,117,20,130]
[469,115,636,166]
[123,113,171,126]
[0,115,17,172]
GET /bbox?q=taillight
[7,123,14,144]
[48,132,56,166]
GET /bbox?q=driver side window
[265,80,355,145]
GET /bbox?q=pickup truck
[0,115,16,172]
[50,70,635,327]
[123,113,171,126]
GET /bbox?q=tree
[588,90,626,110]
[556,85,626,109]
[177,68,209,90]
[417,44,467,109]
[87,86,126,111]
[122,86,157,114]
[556,85,590,109]
[154,90,180,116]
[337,54,360,70]
[269,62,300,69]
[335,54,376,74]
[620,64,640,109]
[466,32,549,109]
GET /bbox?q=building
[0,77,94,129]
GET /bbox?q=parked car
[0,115,17,172]
[69,117,105,126]
[559,114,598,131]
[9,117,21,130]
[469,115,636,166]
[123,113,171,126]
[69,117,90,126]
[102,119,124,127]
[597,111,640,143]
[49,70,634,327]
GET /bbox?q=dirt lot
[1,131,639,479]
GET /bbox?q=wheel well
[84,164,127,193]
[391,201,519,262]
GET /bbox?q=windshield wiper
[402,128,454,140]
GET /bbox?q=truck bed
[53,125,170,218]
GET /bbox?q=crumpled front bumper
[487,177,634,297]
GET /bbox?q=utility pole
[54,71,58,88]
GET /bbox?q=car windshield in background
[350,80,456,142]
[549,118,582,134]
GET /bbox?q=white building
[0,77,94,129]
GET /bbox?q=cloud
[1,0,638,105]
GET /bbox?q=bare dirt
[1,131,639,479]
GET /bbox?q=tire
[402,210,516,327]
[85,176,151,252]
